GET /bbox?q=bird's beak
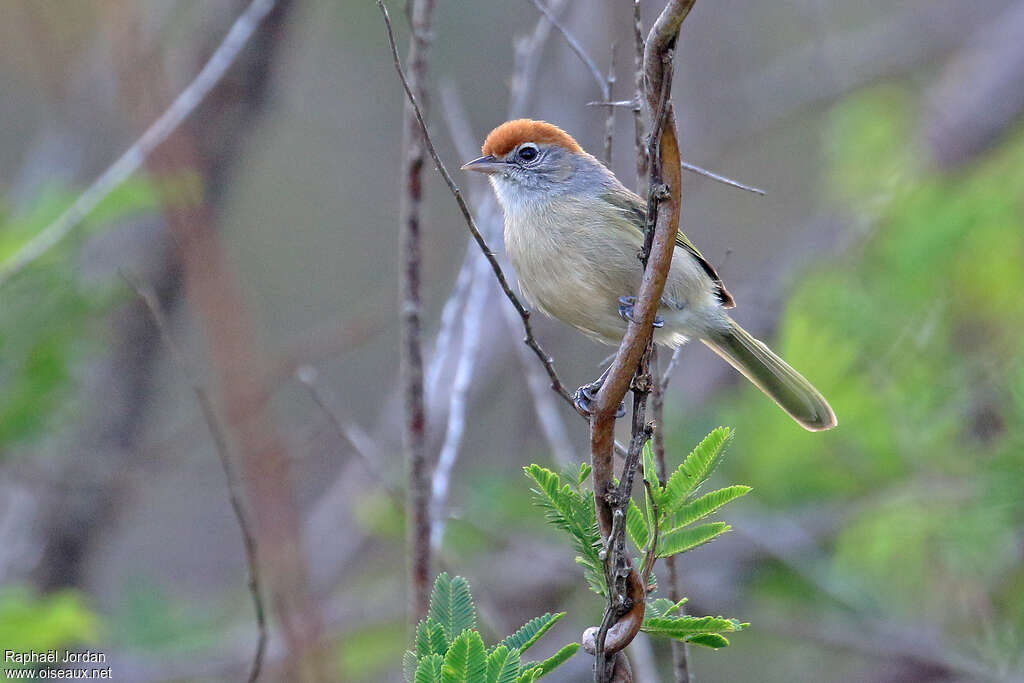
[460,155,504,175]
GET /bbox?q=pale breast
[503,195,722,345]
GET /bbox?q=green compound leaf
[414,653,443,683]
[661,427,733,517]
[657,522,731,558]
[686,633,732,649]
[485,645,520,683]
[430,574,477,642]
[626,499,649,552]
[672,485,751,528]
[404,650,419,682]
[499,612,563,655]
[442,630,487,683]
[530,642,580,676]
[642,615,747,641]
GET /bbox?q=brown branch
[397,0,437,623]
[123,274,266,683]
[378,0,573,406]
[588,1,696,680]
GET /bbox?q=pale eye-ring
[517,144,539,162]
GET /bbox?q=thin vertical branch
[124,275,266,683]
[429,252,489,550]
[652,351,690,683]
[587,1,695,680]
[633,0,649,188]
[604,44,617,167]
[378,1,574,407]
[397,0,438,623]
[439,80,578,466]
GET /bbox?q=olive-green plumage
[463,119,836,431]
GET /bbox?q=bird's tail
[701,319,837,431]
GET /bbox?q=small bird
[462,119,836,431]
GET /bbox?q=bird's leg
[618,296,665,327]
[574,364,627,419]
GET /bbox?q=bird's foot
[618,296,664,327]
[573,378,627,419]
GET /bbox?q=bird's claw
[574,381,627,419]
[618,296,664,328]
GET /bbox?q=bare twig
[651,349,691,683]
[379,0,573,406]
[604,44,617,166]
[0,0,278,288]
[429,251,489,550]
[525,0,609,101]
[680,160,766,195]
[123,273,266,683]
[632,0,649,188]
[295,365,402,505]
[439,82,578,466]
[398,0,438,623]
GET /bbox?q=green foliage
[642,615,748,648]
[674,84,1024,664]
[0,586,101,667]
[429,573,476,642]
[523,463,604,595]
[639,433,750,561]
[0,178,161,455]
[527,430,750,654]
[498,612,563,654]
[403,574,578,683]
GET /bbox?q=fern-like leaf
[645,597,687,619]
[414,653,443,683]
[686,633,732,649]
[517,668,542,683]
[528,642,580,676]
[499,612,563,654]
[524,465,605,594]
[642,615,746,640]
[672,485,751,528]
[657,522,730,558]
[403,650,419,683]
[661,428,732,517]
[626,499,649,552]
[442,630,487,683]
[486,645,520,683]
[430,573,477,642]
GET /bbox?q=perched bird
[462,119,837,431]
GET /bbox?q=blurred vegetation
[0,178,158,450]
[0,586,100,668]
[670,84,1024,670]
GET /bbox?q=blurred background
[1,0,1023,681]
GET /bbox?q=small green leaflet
[498,612,563,654]
[414,653,443,683]
[660,427,733,518]
[442,630,487,683]
[485,645,520,683]
[658,522,731,558]
[430,573,476,642]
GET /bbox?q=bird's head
[461,119,611,208]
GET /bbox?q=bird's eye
[517,145,539,162]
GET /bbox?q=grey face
[462,142,615,204]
